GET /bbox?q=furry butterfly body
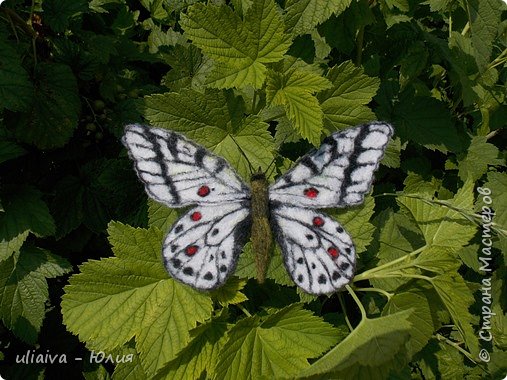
[123,122,393,295]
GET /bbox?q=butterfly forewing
[123,124,250,207]
[269,122,393,208]
[163,203,251,290]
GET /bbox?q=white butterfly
[122,122,393,295]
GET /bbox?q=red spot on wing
[312,216,324,227]
[185,245,199,255]
[197,185,210,197]
[304,187,319,198]
[191,211,202,221]
[327,247,339,258]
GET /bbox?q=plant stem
[355,287,393,300]
[237,304,252,318]
[346,285,367,320]
[435,333,480,366]
[354,244,427,282]
[338,293,354,332]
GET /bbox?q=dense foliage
[0,0,506,379]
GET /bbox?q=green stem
[346,285,367,320]
[355,287,393,300]
[338,293,354,332]
[237,304,252,318]
[354,244,427,282]
[435,334,481,366]
[355,25,364,66]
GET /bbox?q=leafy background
[0,0,506,379]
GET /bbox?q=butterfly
[122,122,393,295]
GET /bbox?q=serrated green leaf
[431,273,479,355]
[382,137,401,168]
[419,339,465,379]
[180,0,290,89]
[468,0,503,71]
[392,95,460,153]
[43,0,89,32]
[0,246,71,343]
[369,209,424,291]
[210,276,248,306]
[319,61,379,132]
[8,63,80,149]
[0,185,55,243]
[383,291,434,357]
[144,89,231,147]
[212,115,275,179]
[216,304,339,379]
[161,45,203,91]
[483,171,507,234]
[0,231,29,262]
[398,180,476,250]
[458,136,504,182]
[300,309,412,377]
[329,195,375,254]
[0,140,27,164]
[112,347,147,380]
[284,0,352,36]
[51,176,85,239]
[0,38,33,112]
[147,199,180,232]
[155,310,229,380]
[266,69,331,145]
[61,223,213,376]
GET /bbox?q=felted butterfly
[122,122,393,295]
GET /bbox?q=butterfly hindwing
[271,204,355,294]
[163,202,251,290]
[123,124,250,207]
[269,122,393,208]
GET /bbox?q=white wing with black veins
[269,122,393,208]
[163,203,251,290]
[270,122,393,294]
[123,124,249,207]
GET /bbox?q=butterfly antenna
[229,135,255,174]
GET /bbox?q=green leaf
[161,45,204,91]
[210,277,248,306]
[212,115,275,179]
[284,0,352,36]
[483,171,507,234]
[0,185,56,243]
[392,95,461,153]
[468,0,503,71]
[328,195,375,254]
[180,0,290,88]
[431,273,479,355]
[0,39,33,112]
[458,136,503,182]
[61,223,213,376]
[144,91,275,179]
[0,140,27,164]
[266,69,332,145]
[318,61,379,132]
[383,291,434,357]
[147,199,180,232]
[51,176,85,239]
[155,310,229,380]
[143,89,231,147]
[43,0,89,32]
[300,310,412,378]
[398,180,477,250]
[0,246,71,343]
[216,304,339,379]
[8,63,80,149]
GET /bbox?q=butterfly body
[250,171,272,283]
[123,122,393,295]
